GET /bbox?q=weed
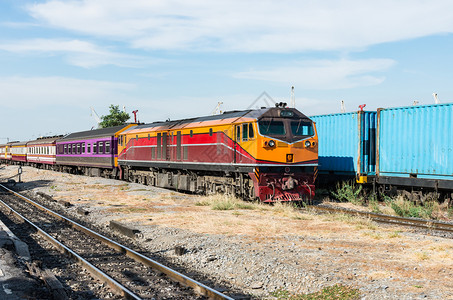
[367,193,381,213]
[414,285,423,289]
[332,181,364,205]
[270,284,360,300]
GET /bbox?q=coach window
[87,143,91,153]
[93,143,97,154]
[100,142,104,154]
[77,144,80,154]
[105,141,110,154]
[242,123,248,141]
[64,144,67,154]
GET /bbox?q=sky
[1,0,453,142]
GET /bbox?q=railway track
[0,183,234,300]
[308,204,453,233]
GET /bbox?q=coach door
[176,131,182,161]
[234,125,240,163]
[162,132,169,160]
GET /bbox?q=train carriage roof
[27,135,64,145]
[10,141,27,146]
[58,124,134,142]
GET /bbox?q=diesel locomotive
[0,105,318,202]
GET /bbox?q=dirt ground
[1,165,452,299]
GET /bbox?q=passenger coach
[55,124,136,178]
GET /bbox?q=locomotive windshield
[258,119,286,135]
[258,116,314,142]
[291,120,314,136]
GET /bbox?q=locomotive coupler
[282,176,298,191]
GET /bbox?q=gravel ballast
[1,165,452,299]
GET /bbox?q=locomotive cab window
[236,125,241,141]
[249,123,254,139]
[242,123,249,141]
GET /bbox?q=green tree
[99,105,130,128]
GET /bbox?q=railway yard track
[307,204,453,236]
[0,183,234,300]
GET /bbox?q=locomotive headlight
[304,140,311,148]
[268,140,276,148]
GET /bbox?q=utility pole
[290,86,295,108]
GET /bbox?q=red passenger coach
[27,136,61,168]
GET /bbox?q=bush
[331,181,364,205]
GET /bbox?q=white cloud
[26,0,453,52]
[0,76,136,108]
[0,39,158,68]
[235,58,396,89]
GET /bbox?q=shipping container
[376,103,453,190]
[310,111,377,180]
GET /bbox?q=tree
[99,105,130,128]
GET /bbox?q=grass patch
[324,213,375,228]
[271,284,360,299]
[195,194,261,211]
[387,231,402,238]
[362,231,382,239]
[387,196,436,219]
[414,252,429,261]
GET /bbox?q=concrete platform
[0,219,49,299]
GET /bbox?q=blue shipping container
[377,103,453,180]
[311,111,377,176]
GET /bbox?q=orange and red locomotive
[118,105,318,201]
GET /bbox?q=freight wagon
[313,103,453,196]
[370,103,453,193]
[310,111,376,185]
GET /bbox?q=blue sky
[1,0,453,141]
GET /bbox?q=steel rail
[0,190,141,299]
[309,204,453,233]
[0,184,234,300]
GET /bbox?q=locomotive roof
[58,124,133,142]
[122,108,271,133]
